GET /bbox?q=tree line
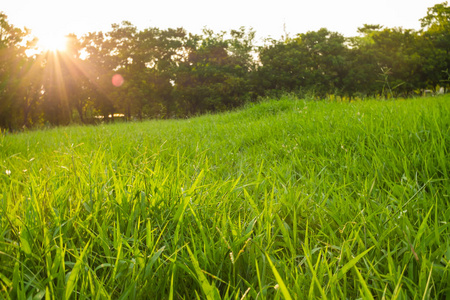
[1,2,449,130]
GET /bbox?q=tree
[0,12,35,130]
[256,28,349,97]
[419,2,450,88]
[256,39,307,95]
[354,27,422,97]
[297,28,349,96]
[38,34,92,125]
[81,31,117,120]
[17,54,45,128]
[129,27,186,118]
[174,28,255,114]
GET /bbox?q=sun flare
[37,34,68,52]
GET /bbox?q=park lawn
[0,95,449,299]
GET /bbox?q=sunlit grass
[0,95,449,299]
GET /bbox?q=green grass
[1,95,449,299]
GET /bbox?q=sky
[1,0,444,48]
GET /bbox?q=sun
[37,34,68,52]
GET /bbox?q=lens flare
[112,74,124,87]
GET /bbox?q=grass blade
[265,253,293,300]
[65,240,90,300]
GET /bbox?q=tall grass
[0,95,449,299]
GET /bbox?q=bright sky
[1,0,444,48]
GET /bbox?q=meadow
[0,95,449,299]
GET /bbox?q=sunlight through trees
[0,2,449,130]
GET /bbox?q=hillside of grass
[1,95,449,299]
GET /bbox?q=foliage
[256,28,348,97]
[0,13,37,130]
[174,27,255,115]
[0,2,449,129]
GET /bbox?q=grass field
[1,95,449,299]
